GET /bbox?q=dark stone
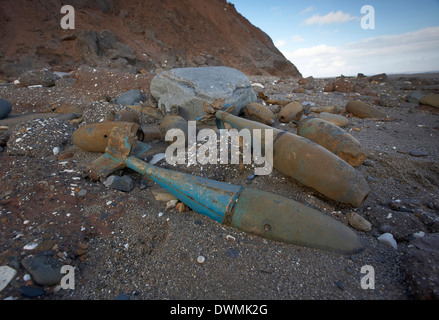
[19,286,46,298]
[225,248,239,259]
[103,175,134,192]
[402,233,439,299]
[114,89,145,106]
[0,98,12,119]
[21,254,64,286]
[369,73,388,82]
[409,150,428,157]
[18,68,59,87]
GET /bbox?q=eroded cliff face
[0,0,301,79]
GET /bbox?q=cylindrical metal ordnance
[125,156,364,254]
[243,102,275,126]
[105,110,140,124]
[297,117,367,167]
[346,100,387,119]
[216,111,370,207]
[159,114,188,144]
[278,102,304,123]
[72,122,144,153]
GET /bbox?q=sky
[232,0,439,78]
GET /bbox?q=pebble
[406,91,425,103]
[103,175,134,192]
[409,150,428,157]
[0,266,17,292]
[0,98,13,120]
[378,233,398,250]
[413,231,425,239]
[197,256,206,264]
[362,159,375,167]
[78,189,87,196]
[53,147,61,156]
[166,199,178,210]
[151,188,178,202]
[346,212,372,232]
[225,248,239,259]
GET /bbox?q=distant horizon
[233,0,439,78]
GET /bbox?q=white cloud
[300,6,315,14]
[304,11,359,26]
[274,39,287,48]
[291,35,305,42]
[282,27,439,78]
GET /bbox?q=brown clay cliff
[0,0,302,80]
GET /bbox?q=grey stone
[0,98,12,119]
[150,67,257,120]
[409,150,428,157]
[18,68,59,87]
[402,233,439,299]
[21,255,64,287]
[104,175,134,192]
[378,233,398,250]
[115,89,145,106]
[406,91,425,103]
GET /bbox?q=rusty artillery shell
[86,122,364,254]
[105,110,140,123]
[243,102,275,125]
[216,111,370,207]
[297,117,367,167]
[278,102,304,123]
[159,114,188,144]
[124,155,364,254]
[72,122,144,153]
[346,100,387,119]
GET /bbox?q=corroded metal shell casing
[159,114,188,143]
[346,100,387,119]
[216,111,370,207]
[230,188,364,254]
[72,122,144,153]
[297,117,367,167]
[125,156,363,254]
[105,110,140,124]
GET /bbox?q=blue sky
[233,0,439,77]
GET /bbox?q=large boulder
[18,68,59,87]
[150,67,258,120]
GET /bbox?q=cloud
[274,39,287,48]
[304,11,359,26]
[300,6,315,14]
[282,27,439,77]
[291,35,305,43]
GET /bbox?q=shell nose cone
[231,188,365,254]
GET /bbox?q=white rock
[166,199,178,210]
[23,242,38,250]
[413,231,425,239]
[0,266,17,292]
[53,147,61,155]
[197,256,206,264]
[150,153,166,165]
[378,233,398,250]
